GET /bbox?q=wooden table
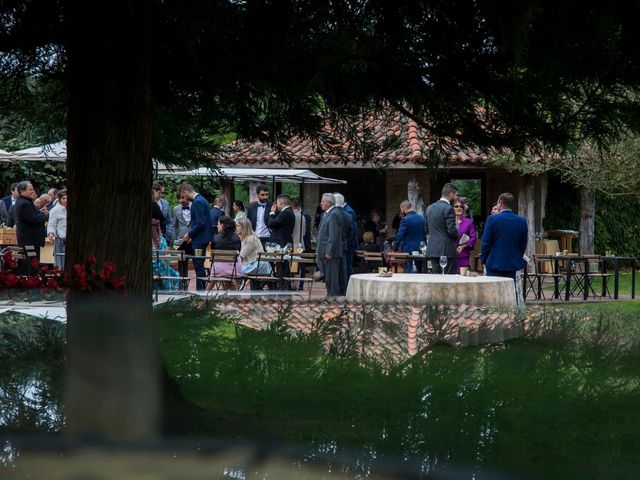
[530,254,636,301]
[601,256,637,300]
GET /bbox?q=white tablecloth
[345,273,516,306]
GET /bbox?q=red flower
[46,278,59,289]
[102,262,116,276]
[3,273,17,288]
[87,254,98,265]
[31,258,40,269]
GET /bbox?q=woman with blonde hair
[236,217,272,277]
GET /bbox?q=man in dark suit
[179,183,213,291]
[334,193,358,279]
[481,192,528,280]
[246,184,272,248]
[14,181,48,269]
[426,183,459,274]
[209,197,225,237]
[316,193,343,298]
[267,194,295,247]
[334,194,353,295]
[393,200,426,273]
[2,183,18,214]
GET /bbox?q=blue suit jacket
[188,194,213,246]
[2,196,11,212]
[393,211,426,253]
[209,206,224,236]
[342,203,359,251]
[481,210,528,271]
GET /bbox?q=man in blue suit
[393,200,426,273]
[481,192,528,280]
[179,183,213,291]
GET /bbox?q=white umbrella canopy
[157,165,347,184]
[11,140,67,161]
[0,149,13,162]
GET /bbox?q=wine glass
[285,243,292,254]
[439,255,448,275]
[419,241,427,255]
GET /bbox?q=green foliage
[451,178,481,217]
[543,174,640,258]
[0,160,66,196]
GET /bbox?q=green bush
[543,174,640,258]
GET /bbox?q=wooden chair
[204,249,242,291]
[241,251,284,290]
[152,249,189,300]
[525,255,567,300]
[571,255,612,299]
[386,252,410,273]
[361,251,385,273]
[283,252,317,299]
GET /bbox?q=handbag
[459,233,470,246]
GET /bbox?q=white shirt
[255,203,270,238]
[47,204,67,239]
[181,203,191,225]
[439,197,451,204]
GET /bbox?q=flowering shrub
[0,251,127,294]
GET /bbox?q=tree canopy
[2,1,640,159]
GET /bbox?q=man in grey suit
[316,193,343,298]
[173,192,194,288]
[426,183,459,274]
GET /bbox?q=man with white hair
[316,193,343,298]
[333,193,357,295]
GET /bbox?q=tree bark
[579,187,595,254]
[64,1,158,439]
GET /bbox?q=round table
[345,273,517,307]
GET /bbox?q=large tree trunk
[64,1,158,439]
[579,187,595,254]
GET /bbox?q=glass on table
[439,255,448,275]
[419,241,427,255]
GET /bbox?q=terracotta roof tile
[217,111,490,168]
[198,297,535,361]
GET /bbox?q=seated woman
[152,193,179,291]
[236,217,272,279]
[358,231,385,272]
[453,197,477,274]
[363,209,387,247]
[358,230,382,253]
[208,215,243,289]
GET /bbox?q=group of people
[151,179,528,296]
[161,182,312,291]
[2,181,67,271]
[356,182,528,283]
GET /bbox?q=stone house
[217,110,547,259]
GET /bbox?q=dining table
[345,273,517,307]
[530,254,636,301]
